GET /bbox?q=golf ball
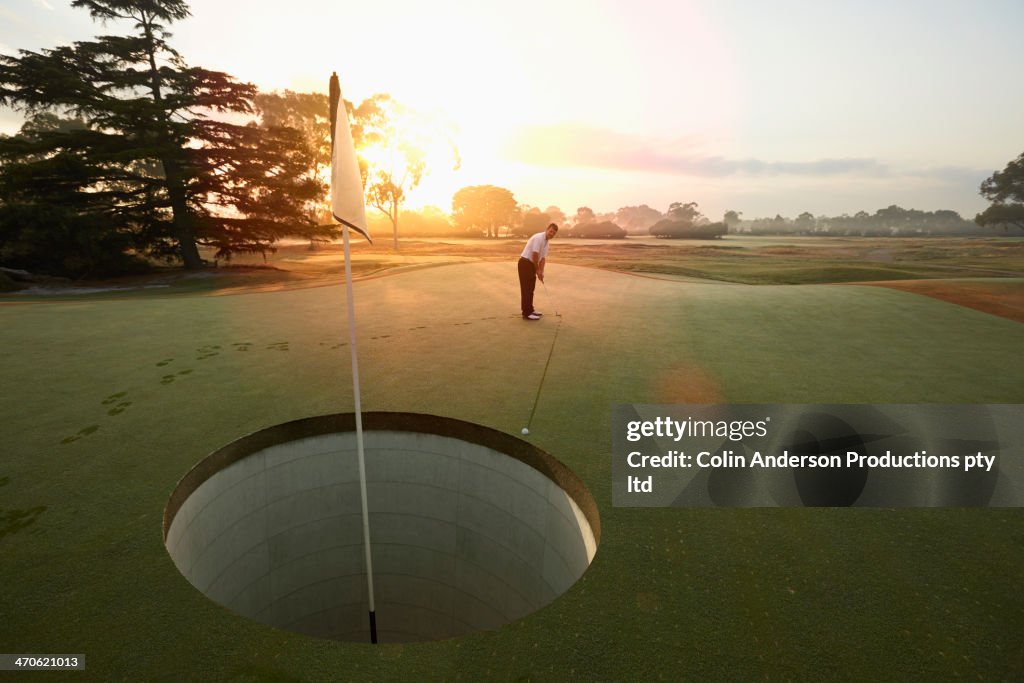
[521,427,529,435]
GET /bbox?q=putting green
[1,262,1022,680]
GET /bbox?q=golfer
[518,223,558,320]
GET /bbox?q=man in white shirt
[517,223,558,320]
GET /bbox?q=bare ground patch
[861,279,1024,323]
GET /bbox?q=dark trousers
[517,257,536,317]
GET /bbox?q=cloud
[501,123,977,181]
[684,156,890,177]
[915,165,991,187]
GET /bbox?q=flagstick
[341,222,378,644]
[331,71,377,645]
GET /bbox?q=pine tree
[0,0,326,276]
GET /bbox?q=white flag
[330,73,371,242]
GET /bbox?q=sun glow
[2,0,1014,219]
[178,1,627,213]
[351,103,462,211]
[176,1,740,215]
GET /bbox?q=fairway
[2,261,1023,679]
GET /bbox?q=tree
[615,205,662,235]
[649,219,726,239]
[0,0,323,275]
[451,185,518,237]
[356,94,459,249]
[643,201,720,238]
[723,210,742,231]
[0,113,147,276]
[544,206,566,227]
[520,207,552,237]
[572,221,626,239]
[666,201,708,224]
[255,91,332,180]
[794,211,816,232]
[253,90,345,246]
[976,152,1024,232]
[573,206,596,226]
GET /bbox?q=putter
[541,280,560,317]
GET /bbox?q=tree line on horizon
[370,197,1002,241]
[1,1,1021,281]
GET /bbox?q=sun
[351,103,465,212]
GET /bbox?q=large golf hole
[163,412,600,643]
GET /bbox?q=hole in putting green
[163,412,600,643]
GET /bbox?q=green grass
[606,258,940,284]
[4,235,1021,302]
[2,256,1022,680]
[548,236,1024,285]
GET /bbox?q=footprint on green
[267,342,289,351]
[177,369,193,376]
[160,375,177,385]
[196,345,221,360]
[107,401,132,416]
[101,391,128,406]
[61,425,99,445]
[0,504,48,540]
[156,358,174,367]
[232,342,253,352]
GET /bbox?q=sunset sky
[2,0,1023,221]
